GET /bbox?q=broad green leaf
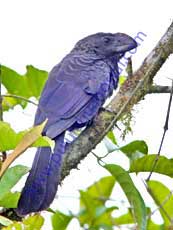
[1,65,48,110]
[1,65,48,98]
[0,216,13,227]
[86,176,116,203]
[23,215,44,230]
[0,121,52,152]
[25,65,48,98]
[0,121,18,151]
[102,139,148,160]
[130,155,173,177]
[80,176,115,207]
[147,180,173,226]
[114,210,134,225]
[51,211,72,230]
[79,190,98,223]
[147,220,164,230]
[0,192,20,208]
[79,177,116,226]
[106,131,117,145]
[0,165,29,200]
[120,140,148,159]
[114,208,152,226]
[2,97,19,111]
[0,120,47,177]
[93,207,117,229]
[2,215,44,230]
[105,164,147,230]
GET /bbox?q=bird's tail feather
[16,132,65,216]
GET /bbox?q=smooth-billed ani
[16,32,137,215]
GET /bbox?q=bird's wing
[34,55,111,137]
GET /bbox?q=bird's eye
[103,37,111,44]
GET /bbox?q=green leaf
[0,121,52,152]
[114,210,134,225]
[0,121,18,151]
[147,180,173,226]
[79,177,116,226]
[130,155,173,177]
[1,65,48,110]
[104,164,147,230]
[25,65,48,98]
[93,207,117,229]
[147,220,164,230]
[120,140,148,159]
[2,215,44,230]
[2,97,19,111]
[23,215,44,230]
[0,165,29,200]
[4,214,44,230]
[119,75,126,85]
[0,192,20,208]
[80,176,115,211]
[0,216,13,227]
[51,211,72,230]
[2,222,22,230]
[86,176,116,202]
[106,131,117,145]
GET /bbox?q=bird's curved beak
[113,33,138,53]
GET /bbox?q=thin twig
[148,85,172,94]
[126,57,133,77]
[2,94,38,107]
[146,79,173,181]
[0,64,7,162]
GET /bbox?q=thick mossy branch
[61,21,173,181]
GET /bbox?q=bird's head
[74,32,137,58]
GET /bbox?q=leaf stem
[0,64,7,162]
[2,94,38,107]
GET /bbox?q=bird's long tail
[16,132,65,216]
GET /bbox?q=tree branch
[148,85,172,94]
[60,21,173,181]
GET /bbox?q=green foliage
[104,136,148,160]
[79,176,116,228]
[0,192,20,208]
[0,216,13,227]
[0,165,29,200]
[130,154,173,177]
[0,121,53,152]
[1,64,173,230]
[0,165,29,208]
[106,130,117,145]
[51,211,73,230]
[1,65,48,110]
[147,180,173,227]
[147,220,164,230]
[120,140,148,160]
[2,214,44,230]
[114,210,134,225]
[104,164,147,230]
